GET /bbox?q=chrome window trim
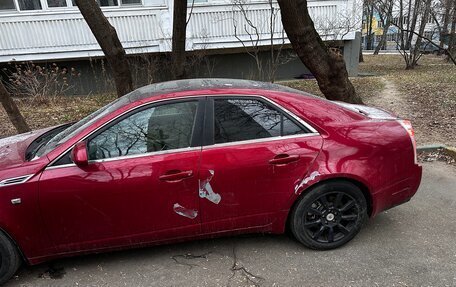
[203,133,320,150]
[45,146,202,170]
[46,93,320,170]
[45,163,76,170]
[0,174,34,187]
[89,146,202,164]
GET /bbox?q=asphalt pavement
[6,161,456,287]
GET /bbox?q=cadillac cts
[0,79,422,284]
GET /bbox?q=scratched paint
[0,132,33,147]
[173,203,198,219]
[294,171,321,194]
[199,170,221,204]
[0,146,12,158]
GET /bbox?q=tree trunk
[373,12,385,54]
[172,0,188,80]
[277,0,363,104]
[75,0,133,98]
[448,3,456,60]
[359,40,364,62]
[409,0,432,69]
[367,3,375,50]
[0,81,30,134]
[406,0,421,50]
[440,0,451,48]
[399,0,405,49]
[374,0,393,55]
[405,0,412,49]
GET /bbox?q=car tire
[290,181,367,250]
[0,231,21,285]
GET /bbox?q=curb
[417,144,447,152]
[417,144,456,160]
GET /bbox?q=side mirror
[71,141,89,167]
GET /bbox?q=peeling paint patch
[0,146,12,158]
[295,171,320,194]
[173,203,198,219]
[199,170,221,204]
[0,133,32,147]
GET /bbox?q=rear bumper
[371,164,423,216]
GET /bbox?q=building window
[0,0,15,10]
[122,0,141,4]
[424,31,433,39]
[47,0,67,7]
[97,0,118,6]
[377,21,383,28]
[18,0,42,10]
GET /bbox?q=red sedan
[0,79,421,284]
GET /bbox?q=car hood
[0,127,53,169]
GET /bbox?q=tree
[448,0,456,60]
[231,0,290,82]
[365,0,375,50]
[171,0,188,79]
[277,0,363,104]
[389,0,456,68]
[373,0,394,54]
[75,0,133,98]
[0,81,30,133]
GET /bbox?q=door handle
[159,170,193,182]
[269,154,300,165]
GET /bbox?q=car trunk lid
[333,102,398,120]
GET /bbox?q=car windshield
[34,97,128,158]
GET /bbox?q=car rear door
[39,99,205,252]
[198,96,323,233]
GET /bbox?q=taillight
[398,120,417,164]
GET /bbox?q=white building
[0,0,362,92]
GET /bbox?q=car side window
[88,101,198,160]
[213,98,309,144]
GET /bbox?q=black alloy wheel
[290,181,367,250]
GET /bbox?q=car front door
[198,97,322,233]
[39,99,205,252]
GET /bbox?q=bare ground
[360,54,456,147]
[283,54,456,147]
[0,54,455,146]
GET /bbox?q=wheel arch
[285,177,373,232]
[0,227,28,265]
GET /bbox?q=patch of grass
[0,93,116,139]
[279,79,323,97]
[283,54,455,146]
[280,75,385,101]
[394,65,455,146]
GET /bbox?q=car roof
[123,78,318,103]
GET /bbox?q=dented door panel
[199,135,322,233]
[39,150,202,253]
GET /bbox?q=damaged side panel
[294,171,321,194]
[173,203,198,219]
[198,170,221,204]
